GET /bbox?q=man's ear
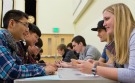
[8,19,15,29]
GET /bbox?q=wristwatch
[91,62,99,76]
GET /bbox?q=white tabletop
[14,68,119,83]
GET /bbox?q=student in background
[57,35,101,68]
[36,48,44,62]
[76,3,135,82]
[91,20,108,63]
[67,42,79,59]
[67,42,73,50]
[27,38,43,64]
[57,43,78,62]
[17,23,41,64]
[0,10,56,83]
[72,35,101,60]
[91,20,114,65]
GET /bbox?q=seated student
[75,3,135,83]
[0,10,56,83]
[91,20,115,66]
[35,48,44,62]
[27,38,43,64]
[36,48,48,65]
[91,20,109,63]
[72,35,101,60]
[27,39,57,69]
[67,42,79,59]
[57,44,78,62]
[56,35,101,68]
[91,20,114,64]
[17,23,41,64]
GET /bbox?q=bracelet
[91,62,99,76]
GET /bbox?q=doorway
[25,0,36,24]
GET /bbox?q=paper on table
[74,71,99,77]
[21,75,60,81]
[82,73,99,77]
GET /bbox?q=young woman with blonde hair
[76,3,135,83]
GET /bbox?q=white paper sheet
[20,75,60,81]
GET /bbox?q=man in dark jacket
[57,44,77,62]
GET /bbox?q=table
[14,68,119,83]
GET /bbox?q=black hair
[35,48,43,62]
[72,35,86,46]
[35,38,43,48]
[67,42,73,49]
[28,23,41,37]
[40,48,43,53]
[3,10,28,28]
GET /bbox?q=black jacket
[62,49,77,62]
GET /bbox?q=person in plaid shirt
[0,10,56,83]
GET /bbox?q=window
[1,0,14,27]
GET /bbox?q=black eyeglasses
[14,20,29,28]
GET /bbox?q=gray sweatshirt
[79,45,101,60]
[118,29,135,83]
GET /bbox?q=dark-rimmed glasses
[14,19,29,28]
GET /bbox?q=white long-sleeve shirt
[118,29,135,83]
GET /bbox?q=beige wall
[73,0,135,53]
[41,34,73,56]
[14,0,25,12]
[1,0,135,53]
[6,0,74,34]
[37,0,74,34]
